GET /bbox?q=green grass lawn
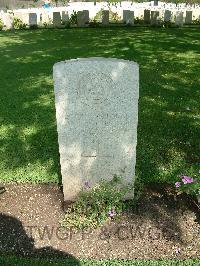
[0,27,199,185]
[0,256,200,266]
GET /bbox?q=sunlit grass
[0,27,199,184]
[0,256,200,266]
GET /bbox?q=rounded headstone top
[53,57,139,68]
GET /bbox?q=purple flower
[175,247,181,254]
[108,210,115,218]
[175,182,181,188]
[181,176,194,184]
[84,181,91,189]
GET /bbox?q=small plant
[134,17,144,25]
[175,175,200,203]
[63,21,71,29]
[94,9,103,22]
[69,10,78,25]
[192,18,200,25]
[29,25,38,30]
[109,11,121,23]
[94,9,121,23]
[162,21,173,28]
[43,18,53,29]
[13,17,26,30]
[0,18,3,30]
[61,176,134,229]
[43,22,48,29]
[89,19,100,28]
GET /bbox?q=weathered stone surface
[123,10,134,25]
[53,58,139,201]
[53,12,61,27]
[77,10,89,27]
[151,11,159,25]
[102,10,109,25]
[144,9,150,24]
[175,11,183,26]
[185,11,192,24]
[62,11,69,23]
[29,13,37,26]
[164,10,172,22]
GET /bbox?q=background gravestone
[164,10,172,22]
[123,10,134,25]
[102,10,109,25]
[175,11,183,26]
[53,12,61,28]
[144,9,150,24]
[151,11,159,25]
[62,11,69,23]
[123,10,129,23]
[53,58,139,201]
[29,13,37,26]
[77,10,89,27]
[82,10,89,24]
[185,11,192,24]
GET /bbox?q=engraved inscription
[77,72,116,158]
[77,72,114,106]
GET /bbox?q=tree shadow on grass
[0,27,199,186]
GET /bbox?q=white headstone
[29,13,37,26]
[102,10,109,25]
[123,10,134,25]
[151,11,159,25]
[62,11,69,23]
[83,10,89,23]
[144,9,151,24]
[175,11,183,26]
[53,12,61,27]
[164,10,172,22]
[77,10,89,27]
[185,11,192,24]
[123,10,129,23]
[53,58,139,201]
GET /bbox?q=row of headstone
[143,9,193,25]
[0,9,194,30]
